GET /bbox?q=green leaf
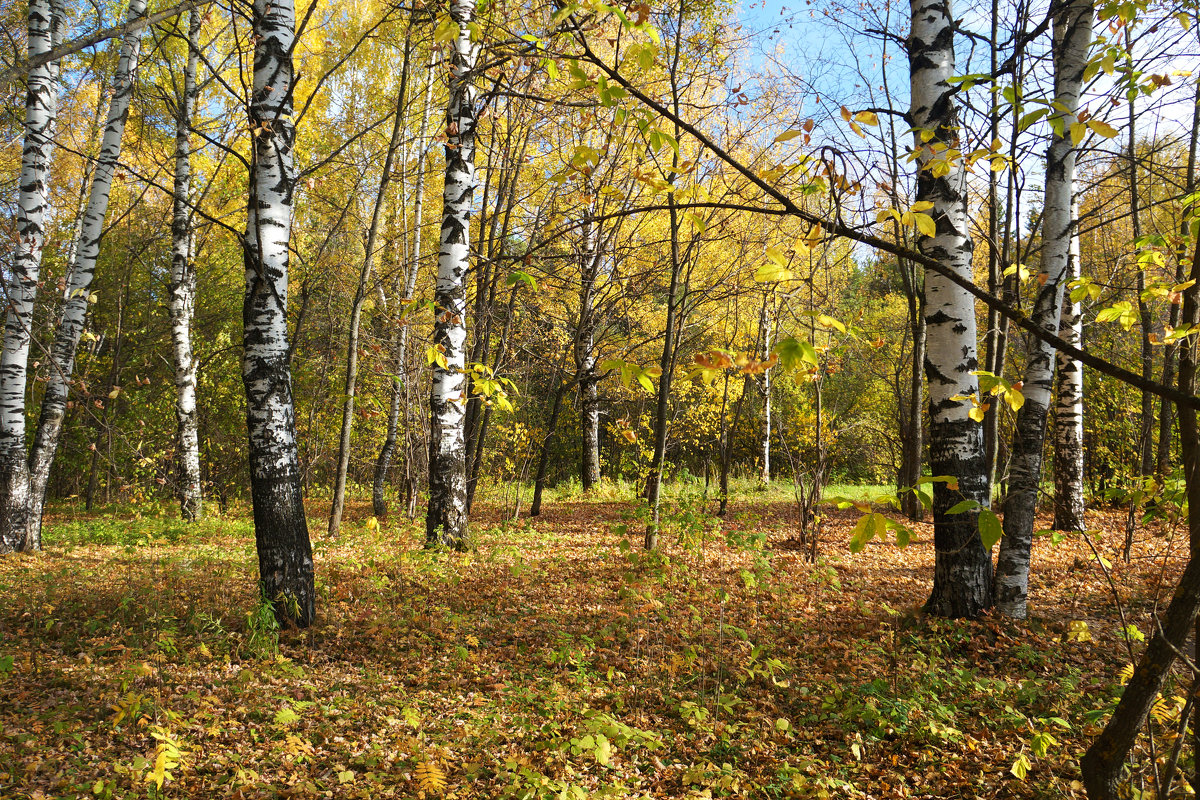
[594,733,611,765]
[979,509,1003,549]
[1011,752,1030,780]
[274,706,301,727]
[946,499,980,514]
[506,270,538,291]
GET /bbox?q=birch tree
[1052,214,1085,532]
[427,0,477,548]
[0,0,59,553]
[993,0,1092,618]
[26,0,147,550]
[242,0,314,625]
[167,8,203,523]
[757,292,773,484]
[909,0,992,618]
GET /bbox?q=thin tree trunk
[426,0,477,548]
[168,8,203,523]
[530,369,570,517]
[993,0,1092,619]
[1128,32,1154,478]
[1053,206,1086,532]
[899,306,926,520]
[466,285,519,507]
[374,54,435,518]
[1081,233,1200,798]
[242,0,314,627]
[0,0,60,553]
[644,0,688,550]
[757,293,773,484]
[1156,74,1200,479]
[576,219,602,491]
[910,0,992,618]
[329,35,411,536]
[23,0,145,550]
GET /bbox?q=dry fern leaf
[414,760,447,795]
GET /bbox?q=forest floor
[0,488,1189,799]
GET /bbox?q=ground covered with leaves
[0,489,1188,799]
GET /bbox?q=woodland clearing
[0,492,1178,799]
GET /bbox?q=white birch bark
[0,0,60,552]
[575,217,602,491]
[427,0,477,548]
[1053,210,1085,532]
[910,0,992,618]
[25,0,147,550]
[758,295,773,484]
[243,0,314,625]
[994,0,1093,618]
[168,8,203,523]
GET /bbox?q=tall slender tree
[242,0,314,625]
[1053,208,1085,532]
[757,292,773,484]
[910,0,992,618]
[374,49,436,518]
[427,0,478,548]
[329,34,412,536]
[167,8,204,523]
[0,0,60,553]
[993,0,1093,618]
[26,0,148,550]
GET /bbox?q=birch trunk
[329,38,411,536]
[1053,209,1085,532]
[0,0,59,552]
[168,8,203,523]
[993,0,1092,618]
[576,219,601,491]
[910,0,992,618]
[757,295,773,484]
[426,0,477,548]
[375,56,435,518]
[26,0,146,550]
[243,0,314,626]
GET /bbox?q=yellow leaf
[1070,121,1087,145]
[854,110,879,126]
[773,129,805,143]
[1087,118,1118,138]
[914,213,937,238]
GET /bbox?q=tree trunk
[1081,265,1200,797]
[374,56,435,518]
[0,0,59,553]
[899,304,926,520]
[576,220,602,491]
[758,294,773,484]
[531,370,570,517]
[168,8,203,524]
[910,0,992,618]
[1053,207,1085,532]
[243,0,314,627]
[329,36,411,536]
[426,0,477,549]
[993,0,1092,619]
[1156,74,1200,479]
[23,0,145,549]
